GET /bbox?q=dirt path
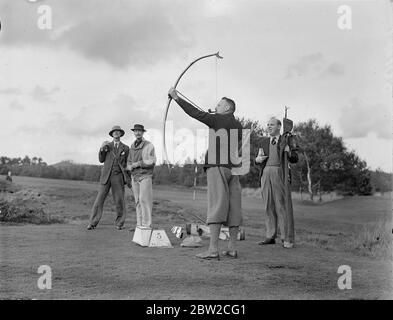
[0,176,392,299]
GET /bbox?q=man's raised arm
[168,88,216,128]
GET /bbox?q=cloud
[285,53,345,79]
[16,91,209,165]
[321,62,345,77]
[30,85,60,103]
[339,99,391,139]
[0,0,54,46]
[285,53,324,78]
[61,11,191,68]
[9,100,25,111]
[0,0,193,69]
[0,87,23,95]
[18,91,203,141]
[204,0,236,17]
[18,93,159,138]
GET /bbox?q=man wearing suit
[255,117,298,248]
[87,125,130,230]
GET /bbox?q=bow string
[162,51,223,169]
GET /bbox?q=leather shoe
[222,250,238,258]
[115,226,123,230]
[86,224,95,230]
[258,238,275,245]
[196,251,220,260]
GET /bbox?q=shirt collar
[134,137,145,148]
[270,134,280,141]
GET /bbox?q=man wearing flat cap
[87,125,130,230]
[127,124,156,229]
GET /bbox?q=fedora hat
[109,125,125,137]
[131,124,146,132]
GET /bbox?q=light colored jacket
[127,138,156,180]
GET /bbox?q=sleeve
[174,97,216,128]
[141,143,156,168]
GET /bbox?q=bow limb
[163,51,223,167]
[163,96,173,168]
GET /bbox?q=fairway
[0,176,392,299]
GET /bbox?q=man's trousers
[89,172,126,228]
[206,166,242,227]
[131,176,153,228]
[260,166,294,242]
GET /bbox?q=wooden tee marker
[149,230,173,248]
[132,226,173,248]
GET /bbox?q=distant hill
[52,160,77,168]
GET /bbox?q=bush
[0,199,64,224]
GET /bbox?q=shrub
[0,199,64,224]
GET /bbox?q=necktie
[271,137,277,145]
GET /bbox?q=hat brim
[131,128,146,132]
[109,129,125,137]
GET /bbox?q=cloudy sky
[0,0,391,171]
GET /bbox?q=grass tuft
[349,219,393,260]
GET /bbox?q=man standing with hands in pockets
[255,117,298,248]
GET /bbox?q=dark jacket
[99,141,130,185]
[255,135,298,185]
[175,97,243,171]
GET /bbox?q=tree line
[1,118,391,195]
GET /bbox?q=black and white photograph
[0,0,392,305]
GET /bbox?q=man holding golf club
[168,87,243,260]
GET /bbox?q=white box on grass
[149,230,173,248]
[132,226,152,247]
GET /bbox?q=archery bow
[162,51,223,168]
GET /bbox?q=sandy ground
[0,176,392,299]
